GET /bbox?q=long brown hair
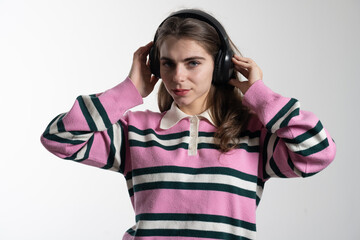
[155,14,250,152]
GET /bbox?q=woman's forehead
[159,37,211,59]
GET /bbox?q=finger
[233,55,254,63]
[234,66,249,78]
[141,41,154,55]
[150,75,160,86]
[232,57,252,69]
[228,78,251,94]
[135,42,153,59]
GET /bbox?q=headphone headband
[159,9,231,51]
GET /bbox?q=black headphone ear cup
[224,49,234,81]
[213,49,234,85]
[213,50,223,85]
[149,45,161,78]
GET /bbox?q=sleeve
[242,80,336,181]
[40,77,143,174]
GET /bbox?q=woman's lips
[173,89,190,96]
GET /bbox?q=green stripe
[43,113,64,136]
[119,121,126,174]
[287,157,319,178]
[57,114,66,132]
[256,178,264,206]
[77,96,98,131]
[65,134,94,161]
[294,138,329,156]
[269,137,287,178]
[136,213,256,231]
[68,131,93,135]
[240,130,261,138]
[101,126,116,169]
[43,134,86,145]
[129,141,258,153]
[256,196,261,206]
[283,120,323,144]
[287,156,296,172]
[198,131,215,137]
[129,139,188,150]
[132,181,256,199]
[42,113,86,145]
[90,95,112,128]
[126,228,135,236]
[198,130,260,139]
[197,143,259,152]
[266,98,298,131]
[262,132,272,180]
[301,171,319,178]
[128,188,134,197]
[279,108,299,128]
[133,229,252,240]
[129,125,189,140]
[126,166,257,183]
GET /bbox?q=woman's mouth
[173,89,190,96]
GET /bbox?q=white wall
[1,0,359,239]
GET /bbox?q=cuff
[98,77,143,123]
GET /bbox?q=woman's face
[159,36,214,115]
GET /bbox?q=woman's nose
[173,64,186,83]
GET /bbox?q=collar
[160,102,215,129]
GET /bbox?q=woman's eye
[188,61,200,67]
[162,61,173,68]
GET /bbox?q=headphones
[149,9,234,85]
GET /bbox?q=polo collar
[160,102,215,130]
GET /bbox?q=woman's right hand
[128,41,159,98]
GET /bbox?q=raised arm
[230,55,336,180]
[40,78,143,173]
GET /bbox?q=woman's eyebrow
[160,56,206,62]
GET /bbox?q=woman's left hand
[228,55,263,94]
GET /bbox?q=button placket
[188,116,199,156]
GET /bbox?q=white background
[1,0,359,239]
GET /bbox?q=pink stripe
[128,146,259,177]
[82,131,111,167]
[278,110,320,138]
[133,189,256,223]
[40,136,83,159]
[289,128,336,174]
[62,100,90,131]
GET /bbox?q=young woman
[41,9,336,240]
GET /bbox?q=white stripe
[130,132,259,148]
[197,136,259,146]
[129,131,190,147]
[137,220,256,239]
[265,134,277,177]
[73,142,88,161]
[127,172,257,193]
[271,101,300,133]
[293,167,303,177]
[256,185,263,203]
[49,113,65,134]
[285,128,327,152]
[55,131,93,142]
[108,122,122,171]
[81,95,107,131]
[49,113,94,142]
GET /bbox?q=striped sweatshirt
[40,77,336,240]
